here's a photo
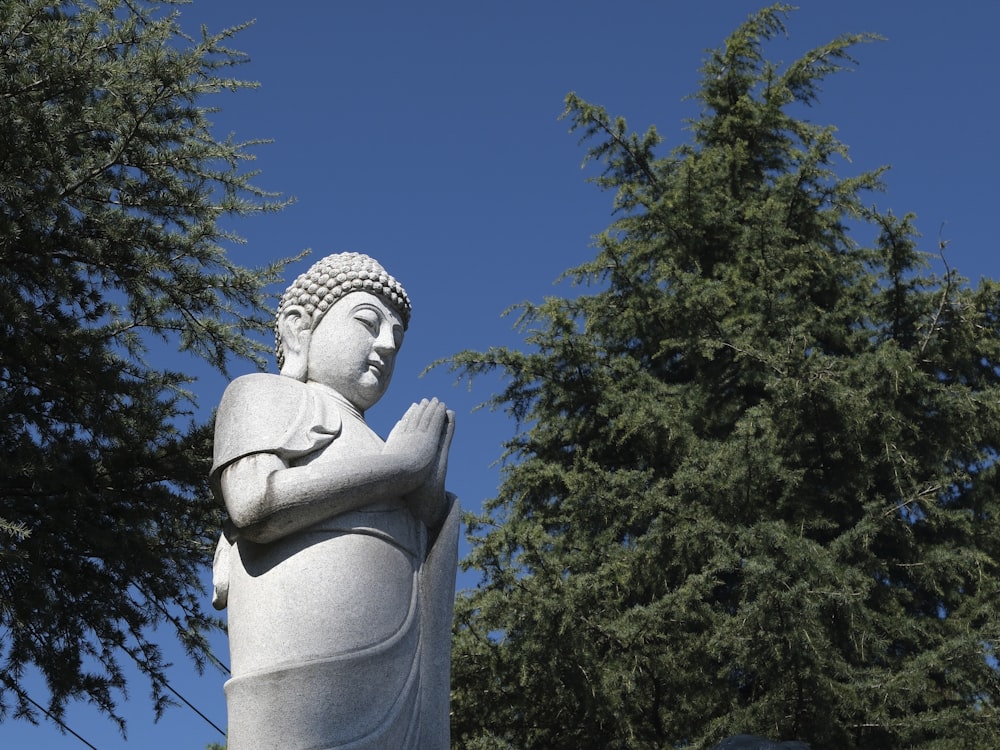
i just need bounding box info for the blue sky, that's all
[4,1,999,748]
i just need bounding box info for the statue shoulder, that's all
[211,374,341,494]
[218,372,306,413]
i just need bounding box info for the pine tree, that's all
[0,0,288,732]
[448,6,1000,748]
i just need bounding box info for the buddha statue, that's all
[211,252,458,749]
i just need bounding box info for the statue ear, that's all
[277,305,312,381]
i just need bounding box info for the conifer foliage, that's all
[0,0,286,731]
[449,6,1000,748]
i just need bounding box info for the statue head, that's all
[275,253,411,410]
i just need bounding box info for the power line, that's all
[121,589,229,733]
[155,674,226,738]
[4,671,227,748]
[0,676,100,750]
[2,594,230,745]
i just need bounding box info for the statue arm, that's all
[222,398,449,544]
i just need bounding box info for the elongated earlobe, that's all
[277,305,312,381]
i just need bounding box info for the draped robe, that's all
[211,374,458,750]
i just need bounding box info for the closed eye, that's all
[354,312,380,334]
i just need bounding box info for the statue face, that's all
[306,291,405,412]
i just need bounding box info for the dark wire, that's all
[156,674,227,737]
[0,677,100,750]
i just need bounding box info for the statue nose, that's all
[374,331,398,355]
